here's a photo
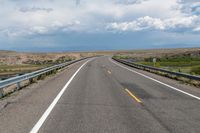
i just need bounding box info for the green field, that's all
[139,56,200,75]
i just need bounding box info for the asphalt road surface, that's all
[0,56,200,133]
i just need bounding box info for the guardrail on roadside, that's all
[0,57,92,97]
[112,58,200,81]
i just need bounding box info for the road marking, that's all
[107,70,111,74]
[30,59,91,133]
[125,88,142,103]
[109,58,200,101]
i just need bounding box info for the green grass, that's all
[138,61,200,75]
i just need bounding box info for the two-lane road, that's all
[1,56,200,133]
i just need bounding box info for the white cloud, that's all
[0,0,200,37]
[19,7,53,13]
[1,20,82,37]
[31,26,48,34]
[115,0,147,5]
[1,0,200,51]
[1,28,30,37]
[193,26,200,32]
[177,1,200,15]
[107,15,200,32]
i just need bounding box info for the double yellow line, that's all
[106,69,141,103]
[125,88,142,103]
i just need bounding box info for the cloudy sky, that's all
[0,0,200,52]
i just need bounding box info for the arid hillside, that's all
[113,48,200,61]
[0,48,199,65]
[0,51,106,78]
[0,51,102,65]
[0,48,199,78]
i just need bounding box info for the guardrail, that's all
[0,57,92,97]
[112,58,200,81]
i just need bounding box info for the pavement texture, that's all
[0,56,200,133]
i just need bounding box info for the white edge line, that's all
[30,59,91,133]
[109,58,200,101]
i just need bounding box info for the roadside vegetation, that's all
[113,52,200,87]
[113,55,200,76]
[139,56,200,76]
[0,64,49,78]
[113,55,130,59]
[0,55,76,79]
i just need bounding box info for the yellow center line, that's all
[125,88,142,103]
[107,70,111,74]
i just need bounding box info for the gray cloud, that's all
[1,0,200,37]
[19,7,53,13]
[191,3,200,15]
[76,0,80,5]
[177,0,200,15]
[1,0,200,51]
[115,0,147,5]
[179,0,199,3]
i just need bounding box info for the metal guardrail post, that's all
[29,78,33,84]
[16,74,20,90]
[0,88,3,98]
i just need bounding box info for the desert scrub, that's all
[113,55,130,59]
[0,64,49,75]
[191,66,200,75]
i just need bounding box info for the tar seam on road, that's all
[29,59,92,133]
[109,58,200,101]
[125,88,142,103]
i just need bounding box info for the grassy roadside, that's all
[139,57,200,76]
[113,55,200,87]
[0,64,50,78]
[113,55,200,76]
[0,64,62,98]
[0,56,76,78]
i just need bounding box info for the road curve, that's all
[1,56,200,133]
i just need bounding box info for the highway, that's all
[0,56,200,133]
